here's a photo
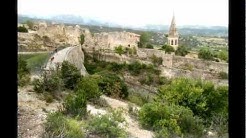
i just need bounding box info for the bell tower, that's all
[167,12,179,50]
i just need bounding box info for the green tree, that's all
[198,48,214,60]
[175,45,189,56]
[76,76,101,101]
[161,44,175,54]
[139,32,150,47]
[61,61,81,90]
[25,20,34,29]
[114,45,126,55]
[18,57,30,86]
[79,34,85,46]
[18,26,28,33]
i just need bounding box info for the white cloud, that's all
[18,0,228,26]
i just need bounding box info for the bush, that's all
[218,71,228,79]
[33,70,64,94]
[97,72,128,99]
[181,63,194,71]
[138,102,204,137]
[61,61,81,90]
[217,50,228,61]
[18,57,30,86]
[127,61,143,76]
[146,44,154,49]
[76,76,101,101]
[139,32,150,47]
[157,78,228,120]
[63,90,87,117]
[18,26,28,33]
[115,45,126,55]
[198,48,214,60]
[79,34,85,46]
[127,92,150,106]
[175,45,189,56]
[86,109,127,138]
[150,54,163,66]
[43,92,54,103]
[26,20,34,29]
[44,112,85,138]
[161,44,175,54]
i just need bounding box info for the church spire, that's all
[168,12,178,37]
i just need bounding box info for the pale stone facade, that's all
[167,14,179,50]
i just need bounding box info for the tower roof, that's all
[168,14,178,37]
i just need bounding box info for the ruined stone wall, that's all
[172,56,228,73]
[93,32,140,50]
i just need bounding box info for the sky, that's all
[18,0,228,27]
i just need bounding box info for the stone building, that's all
[167,13,179,50]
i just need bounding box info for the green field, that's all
[18,53,50,73]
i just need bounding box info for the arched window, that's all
[175,40,177,45]
[171,40,173,45]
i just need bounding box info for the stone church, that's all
[167,13,179,50]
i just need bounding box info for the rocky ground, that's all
[18,83,153,138]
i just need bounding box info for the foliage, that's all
[79,34,85,46]
[181,63,194,71]
[146,44,154,49]
[150,54,163,66]
[157,78,228,120]
[86,109,127,138]
[25,20,34,29]
[76,76,101,101]
[97,71,128,99]
[33,70,64,94]
[115,45,126,55]
[61,61,81,90]
[63,90,87,117]
[217,50,228,62]
[127,91,151,106]
[198,48,214,60]
[139,32,150,47]
[44,112,85,138]
[127,61,144,76]
[160,44,175,54]
[175,45,189,56]
[138,102,204,137]
[18,26,28,33]
[18,57,30,86]
[18,53,49,73]
[218,71,228,79]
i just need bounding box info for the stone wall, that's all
[65,46,88,76]
[93,31,140,50]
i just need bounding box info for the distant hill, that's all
[18,14,228,37]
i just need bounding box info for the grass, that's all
[18,53,50,72]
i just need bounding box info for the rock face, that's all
[45,45,87,76]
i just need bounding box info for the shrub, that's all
[26,20,34,29]
[63,90,87,117]
[115,45,126,55]
[198,48,214,60]
[61,61,81,90]
[217,50,228,61]
[218,71,228,79]
[181,63,194,71]
[127,92,150,106]
[86,109,127,138]
[127,61,143,76]
[146,44,154,49]
[150,54,163,66]
[139,32,150,47]
[97,72,128,99]
[157,78,228,120]
[43,92,54,103]
[79,34,85,46]
[161,44,175,54]
[107,62,126,72]
[175,45,189,56]
[89,97,110,109]
[18,26,28,33]
[44,112,85,138]
[138,102,204,137]
[18,57,30,86]
[33,70,64,94]
[76,76,101,101]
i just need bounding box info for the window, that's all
[171,40,173,45]
[175,40,177,45]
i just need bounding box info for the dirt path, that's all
[101,96,154,138]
